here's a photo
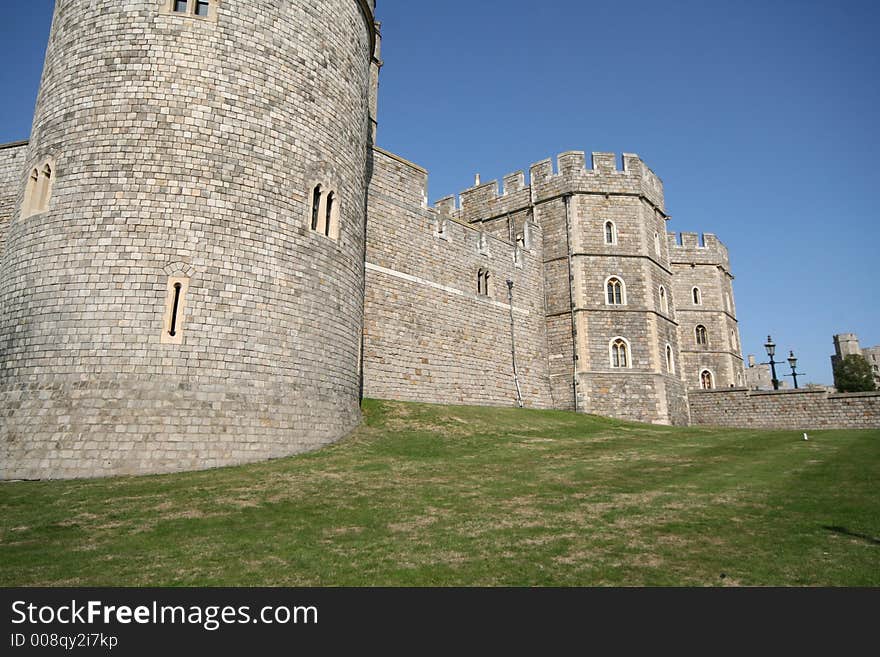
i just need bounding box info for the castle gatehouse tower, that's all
[0,0,378,479]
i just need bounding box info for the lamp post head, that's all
[788,351,797,370]
[765,335,776,358]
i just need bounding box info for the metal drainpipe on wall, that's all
[507,279,525,408]
[563,193,579,413]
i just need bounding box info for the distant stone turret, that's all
[668,231,744,390]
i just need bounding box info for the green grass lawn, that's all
[1,399,878,586]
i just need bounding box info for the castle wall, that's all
[669,232,744,390]
[689,388,880,430]
[1,0,377,479]
[0,141,28,261]
[362,147,553,409]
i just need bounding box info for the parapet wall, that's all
[436,151,665,225]
[667,232,730,269]
[689,388,880,430]
[364,147,553,408]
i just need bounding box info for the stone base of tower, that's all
[577,372,690,426]
[0,376,361,480]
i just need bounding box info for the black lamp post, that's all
[764,335,780,391]
[786,350,804,390]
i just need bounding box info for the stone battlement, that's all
[435,151,666,224]
[667,231,730,269]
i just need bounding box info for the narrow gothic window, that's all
[24,168,39,216]
[695,325,708,346]
[605,221,616,245]
[37,163,52,210]
[23,159,55,218]
[173,0,188,11]
[162,276,190,345]
[666,344,674,374]
[606,277,624,305]
[477,269,491,297]
[195,0,210,16]
[659,286,668,314]
[693,287,702,305]
[701,370,714,390]
[169,283,183,337]
[611,338,630,368]
[324,192,335,237]
[654,231,661,256]
[311,185,322,231]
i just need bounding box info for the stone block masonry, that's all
[2,0,758,480]
[363,148,554,409]
[1,0,377,479]
[689,388,880,430]
[0,141,28,261]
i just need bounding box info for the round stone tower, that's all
[0,0,377,479]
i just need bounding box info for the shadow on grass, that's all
[823,526,880,546]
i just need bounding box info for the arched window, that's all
[610,337,631,369]
[310,185,322,231]
[604,221,617,245]
[22,159,55,218]
[477,269,491,297]
[695,325,708,346]
[308,182,340,240]
[654,231,661,256]
[161,275,190,345]
[666,344,675,374]
[605,276,625,305]
[692,287,702,305]
[700,370,714,390]
[37,163,52,209]
[324,192,335,237]
[659,286,668,314]
[23,168,39,217]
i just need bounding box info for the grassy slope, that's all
[1,399,878,586]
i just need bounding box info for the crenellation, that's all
[558,151,586,176]
[434,194,456,216]
[529,158,555,184]
[502,170,526,195]
[590,152,619,173]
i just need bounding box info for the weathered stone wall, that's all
[1,0,377,480]
[689,388,880,430]
[669,232,744,389]
[363,147,553,408]
[0,141,28,261]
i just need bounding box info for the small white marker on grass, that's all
[803,433,809,441]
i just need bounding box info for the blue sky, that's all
[2,0,878,385]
